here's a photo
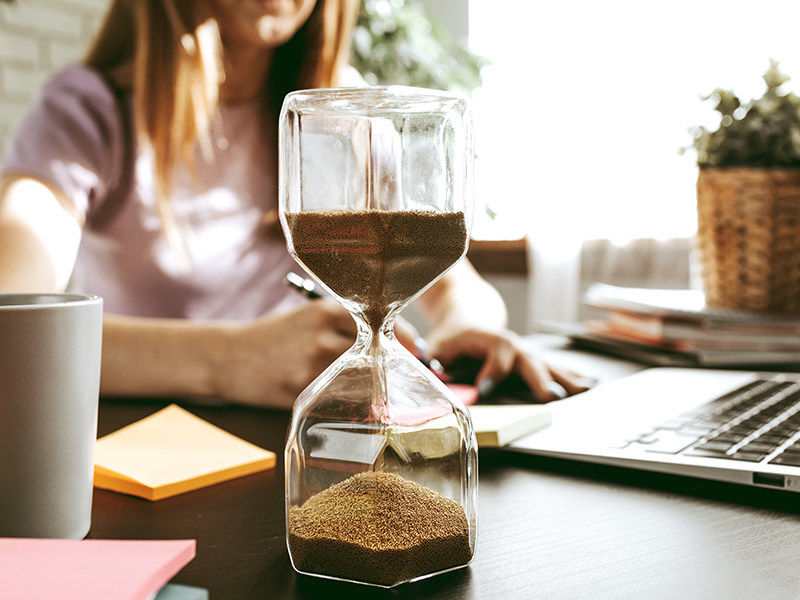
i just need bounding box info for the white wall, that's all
[484,274,527,334]
[0,0,108,152]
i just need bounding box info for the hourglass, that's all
[279,87,477,588]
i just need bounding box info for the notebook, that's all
[507,367,800,492]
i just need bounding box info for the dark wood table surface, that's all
[88,338,800,600]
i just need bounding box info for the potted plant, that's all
[685,60,800,314]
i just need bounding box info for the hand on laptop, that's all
[427,327,594,403]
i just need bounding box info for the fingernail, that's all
[428,357,446,375]
[413,337,446,376]
[577,376,598,389]
[545,381,568,400]
[477,378,497,400]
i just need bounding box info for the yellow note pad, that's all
[468,404,552,447]
[94,404,276,501]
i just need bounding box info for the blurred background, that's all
[2,0,800,333]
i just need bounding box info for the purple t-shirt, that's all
[1,64,307,320]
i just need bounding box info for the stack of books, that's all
[570,283,800,368]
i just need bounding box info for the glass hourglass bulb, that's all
[279,86,477,588]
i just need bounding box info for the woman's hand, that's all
[214,299,357,409]
[427,326,593,403]
[414,260,592,403]
[99,300,431,412]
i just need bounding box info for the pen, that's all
[283,273,446,376]
[284,272,322,299]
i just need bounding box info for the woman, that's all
[0,0,588,408]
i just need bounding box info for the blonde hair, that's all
[83,0,358,252]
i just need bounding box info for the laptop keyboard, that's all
[621,379,800,466]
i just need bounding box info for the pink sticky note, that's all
[0,538,196,600]
[447,383,479,406]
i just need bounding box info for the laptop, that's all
[506,367,800,492]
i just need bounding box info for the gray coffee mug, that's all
[0,293,103,538]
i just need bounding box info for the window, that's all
[468,0,800,242]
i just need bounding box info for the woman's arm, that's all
[417,259,509,333]
[100,301,355,409]
[0,175,83,292]
[0,173,356,410]
[418,259,591,402]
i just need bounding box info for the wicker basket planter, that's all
[696,167,800,314]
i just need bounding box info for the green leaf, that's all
[763,58,790,93]
[686,60,800,168]
[350,0,490,96]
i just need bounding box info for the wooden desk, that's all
[89,338,800,599]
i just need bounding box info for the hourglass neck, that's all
[356,311,400,354]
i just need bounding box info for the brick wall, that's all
[0,0,108,152]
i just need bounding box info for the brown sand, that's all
[285,210,467,331]
[288,471,472,586]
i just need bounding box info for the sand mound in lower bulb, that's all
[288,471,472,586]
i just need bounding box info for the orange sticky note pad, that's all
[0,538,195,600]
[94,404,276,500]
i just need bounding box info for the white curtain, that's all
[529,236,697,331]
[527,220,583,328]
